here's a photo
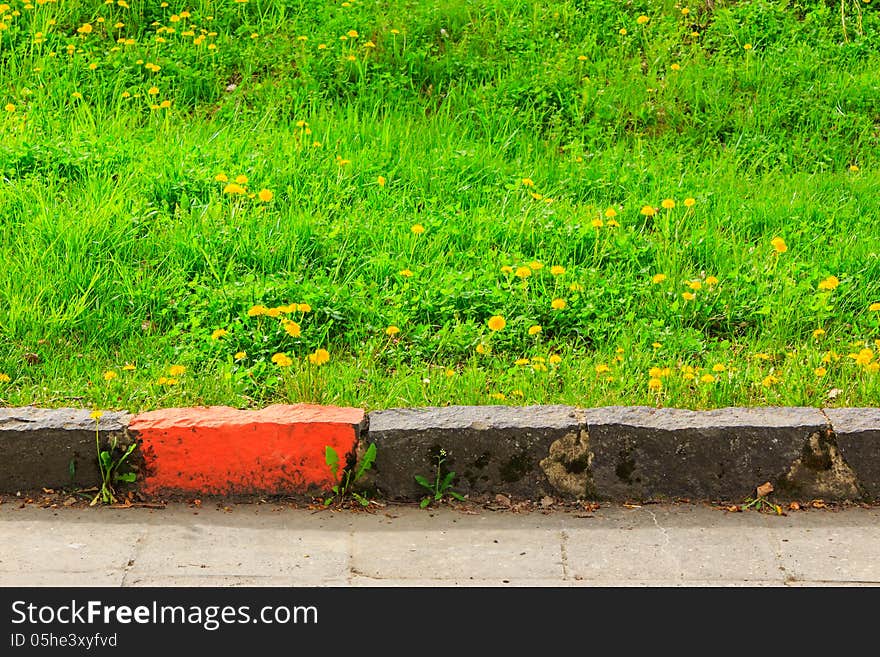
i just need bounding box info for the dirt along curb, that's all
[1,404,878,502]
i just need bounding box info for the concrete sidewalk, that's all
[2,502,879,587]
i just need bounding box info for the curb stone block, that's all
[129,404,364,495]
[366,405,587,499]
[824,408,880,501]
[587,407,829,501]
[0,407,131,491]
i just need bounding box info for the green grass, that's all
[1,0,879,411]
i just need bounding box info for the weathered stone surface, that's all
[367,406,586,499]
[0,407,131,491]
[587,407,828,501]
[824,408,880,500]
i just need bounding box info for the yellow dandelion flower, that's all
[595,364,610,374]
[501,266,514,274]
[670,63,681,71]
[648,377,663,391]
[515,358,531,366]
[308,348,330,365]
[712,363,725,372]
[258,189,274,202]
[215,173,228,182]
[411,224,426,234]
[636,15,650,25]
[529,261,543,271]
[743,43,752,50]
[476,343,490,355]
[683,198,696,207]
[661,198,675,209]
[90,410,103,420]
[77,23,93,34]
[528,325,542,335]
[103,370,118,381]
[591,218,604,229]
[813,328,826,338]
[283,321,301,338]
[271,353,293,368]
[762,374,779,387]
[515,266,532,279]
[148,86,159,95]
[682,292,696,301]
[652,273,667,284]
[168,365,186,376]
[377,175,386,187]
[211,329,229,340]
[604,207,618,218]
[851,349,874,366]
[122,364,135,371]
[385,325,400,336]
[487,315,506,331]
[550,265,566,276]
[551,298,567,310]
[224,183,246,195]
[521,177,535,187]
[4,103,15,112]
[247,304,267,317]
[297,303,312,313]
[771,237,787,253]
[814,367,827,377]
[640,205,656,216]
[870,303,880,312]
[705,276,719,286]
[687,280,702,291]
[399,268,413,277]
[548,354,562,365]
[818,275,839,291]
[700,374,716,384]
[234,351,247,360]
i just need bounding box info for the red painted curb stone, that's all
[129,404,364,495]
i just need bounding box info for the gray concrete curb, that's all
[0,407,132,492]
[2,405,879,502]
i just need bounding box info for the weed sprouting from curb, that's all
[415,448,466,508]
[323,442,377,507]
[89,411,137,506]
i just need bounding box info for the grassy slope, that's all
[1,0,879,410]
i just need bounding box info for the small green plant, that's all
[738,481,783,515]
[89,411,137,506]
[415,449,466,508]
[323,442,377,507]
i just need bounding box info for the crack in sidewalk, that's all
[120,527,148,587]
[560,530,569,581]
[643,508,682,576]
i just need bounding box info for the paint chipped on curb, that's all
[129,404,364,495]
